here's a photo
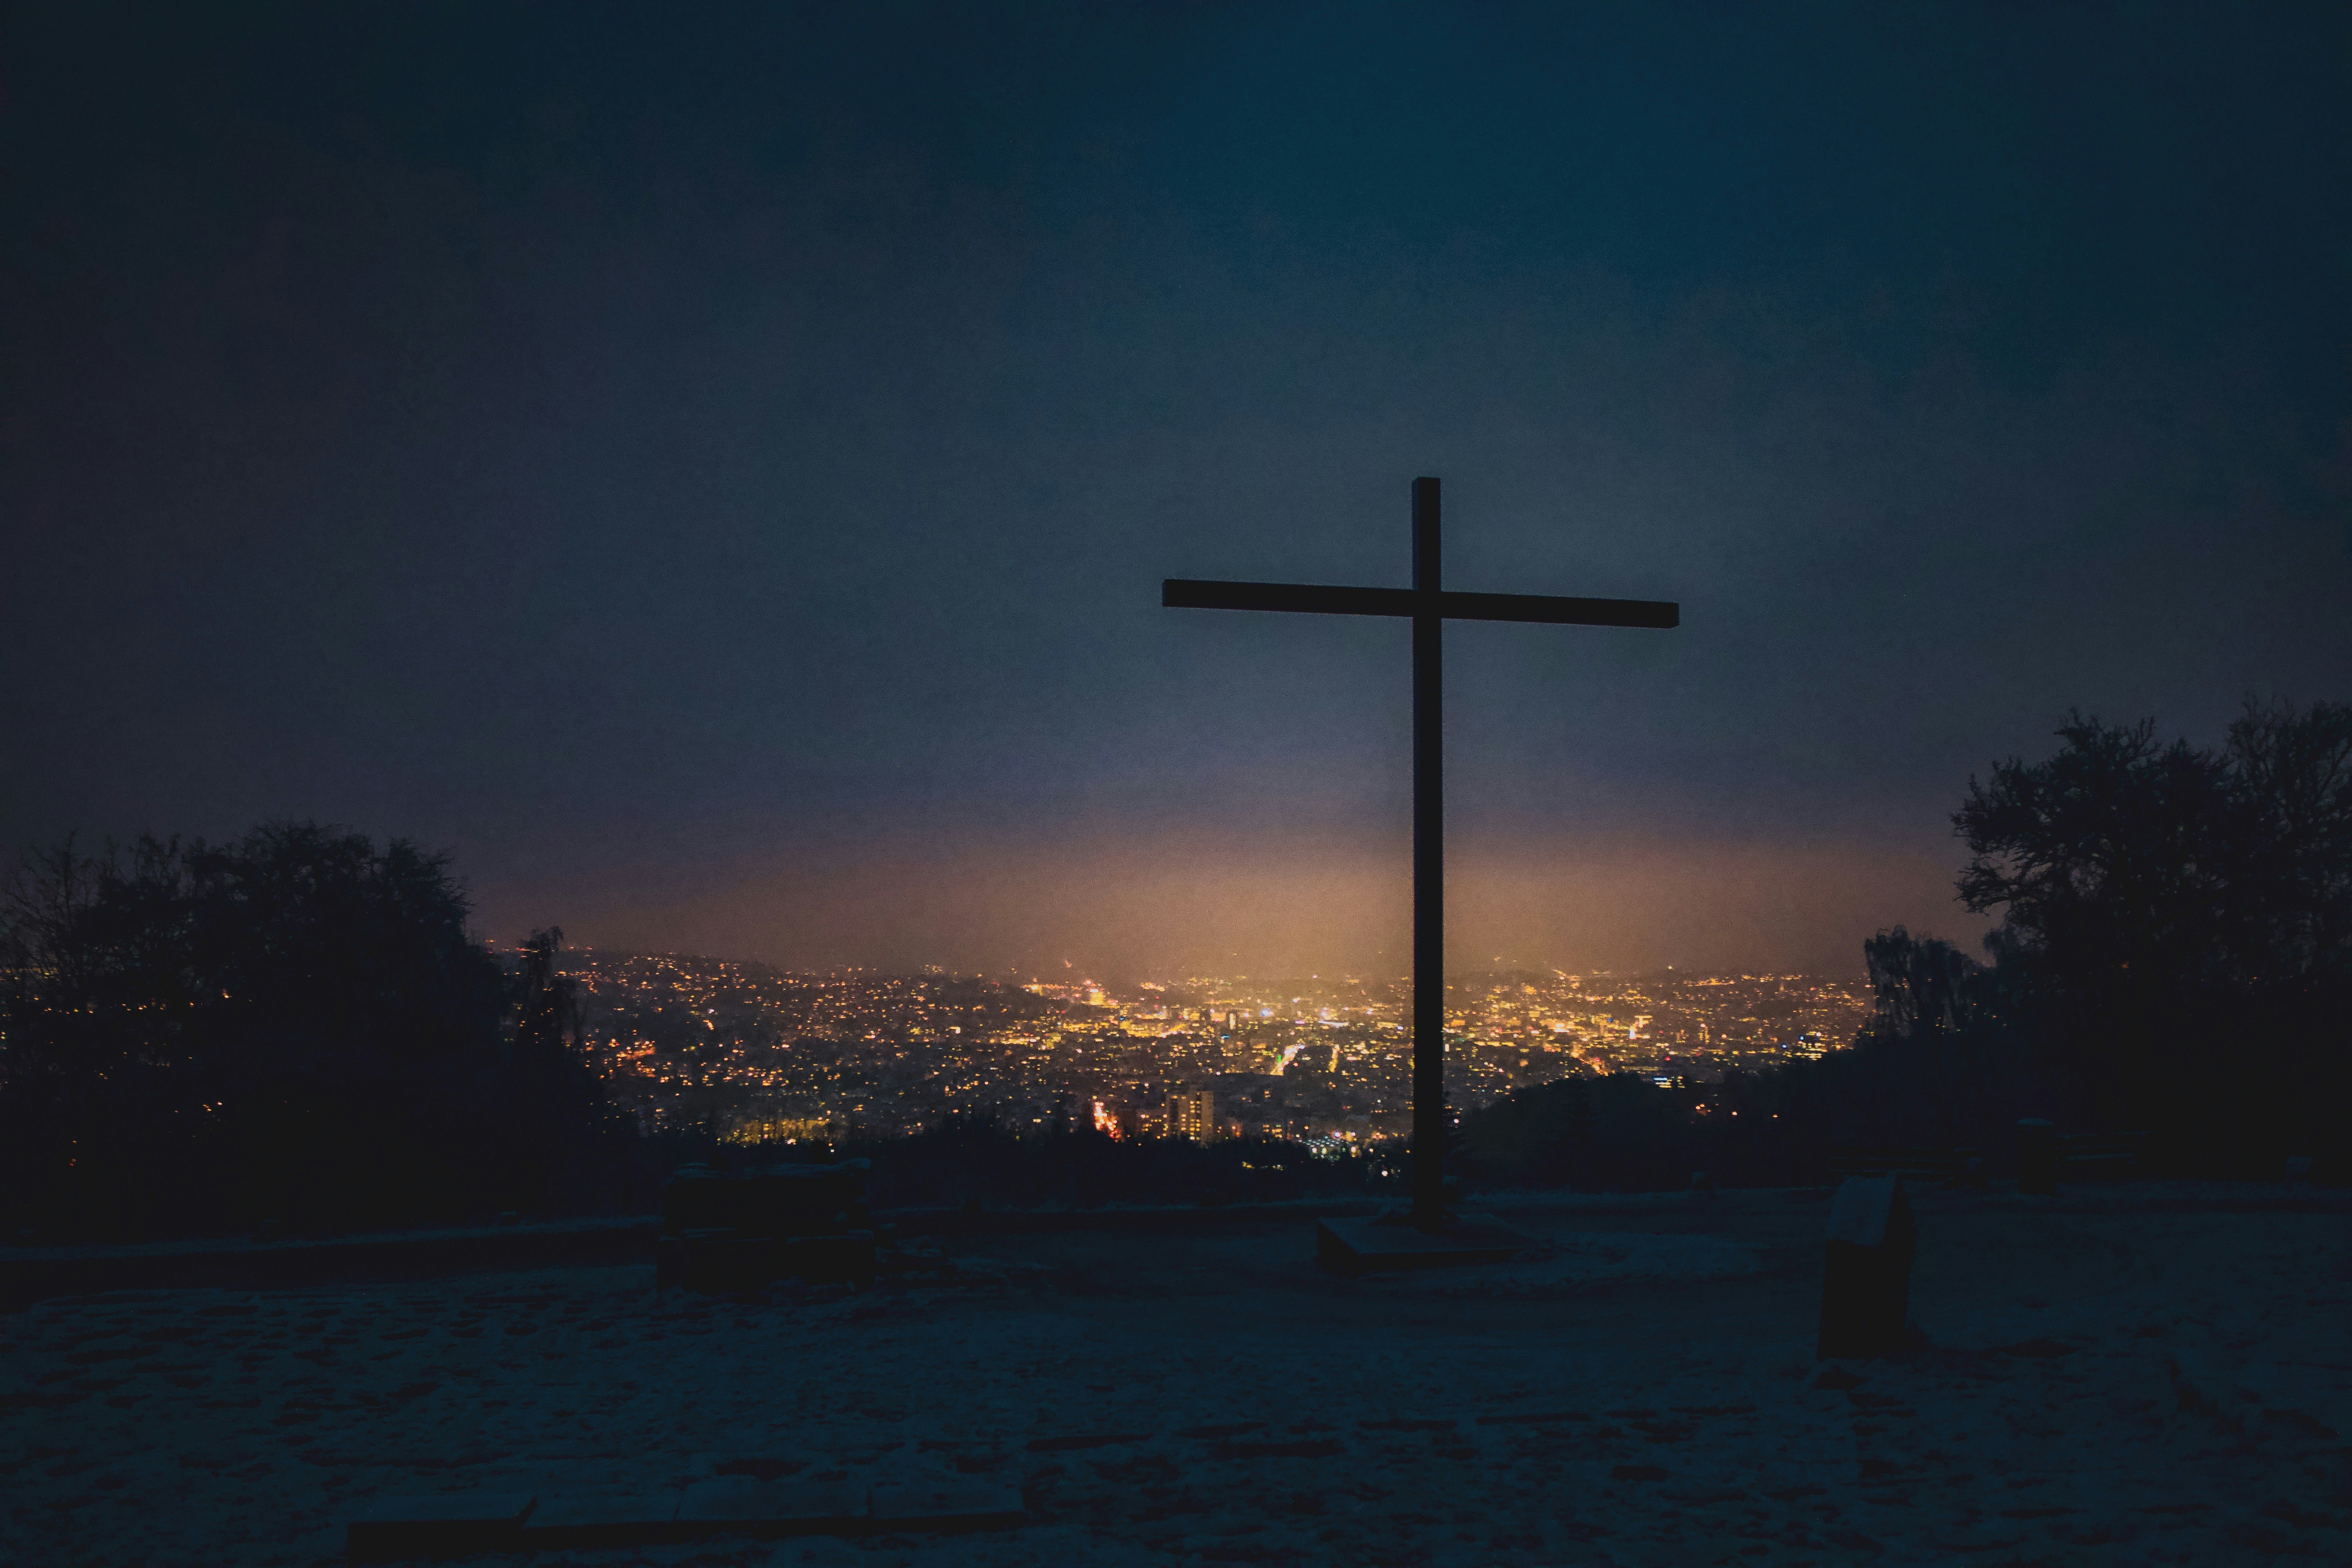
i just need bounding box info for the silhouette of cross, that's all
[1164,477,1679,1232]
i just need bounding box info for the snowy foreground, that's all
[4,1184,2349,1566]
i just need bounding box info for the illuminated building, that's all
[1172,1086,1218,1142]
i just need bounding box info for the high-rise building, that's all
[1172,1086,1218,1142]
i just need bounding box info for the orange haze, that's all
[488,824,1981,982]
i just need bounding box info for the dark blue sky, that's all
[6,2,2348,977]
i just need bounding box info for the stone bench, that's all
[2059,1130,2155,1171]
[2017,1122,2156,1194]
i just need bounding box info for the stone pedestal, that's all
[353,1478,1027,1554]
[1315,1212,1530,1277]
[347,1494,535,1562]
[677,1478,868,1539]
[519,1494,682,1550]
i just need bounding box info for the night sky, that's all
[6,3,2348,980]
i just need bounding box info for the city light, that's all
[561,951,1874,1143]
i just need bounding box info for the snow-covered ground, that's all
[4,1183,2348,1566]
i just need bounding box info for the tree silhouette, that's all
[1860,927,1979,1045]
[1856,927,1982,1144]
[1955,699,2352,1148]
[505,925,622,1211]
[0,823,610,1238]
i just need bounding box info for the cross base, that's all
[1315,1212,1532,1277]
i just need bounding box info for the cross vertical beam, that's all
[1410,478,1446,1229]
[1161,477,1676,1243]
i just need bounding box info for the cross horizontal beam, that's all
[1162,577,1678,630]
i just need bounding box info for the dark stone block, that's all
[677,1231,777,1293]
[2016,1119,2058,1196]
[782,1231,877,1287]
[659,1160,877,1290]
[1817,1174,1916,1359]
[346,1493,535,1562]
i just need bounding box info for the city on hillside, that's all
[565,952,1875,1151]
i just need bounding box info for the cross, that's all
[1164,477,1679,1233]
